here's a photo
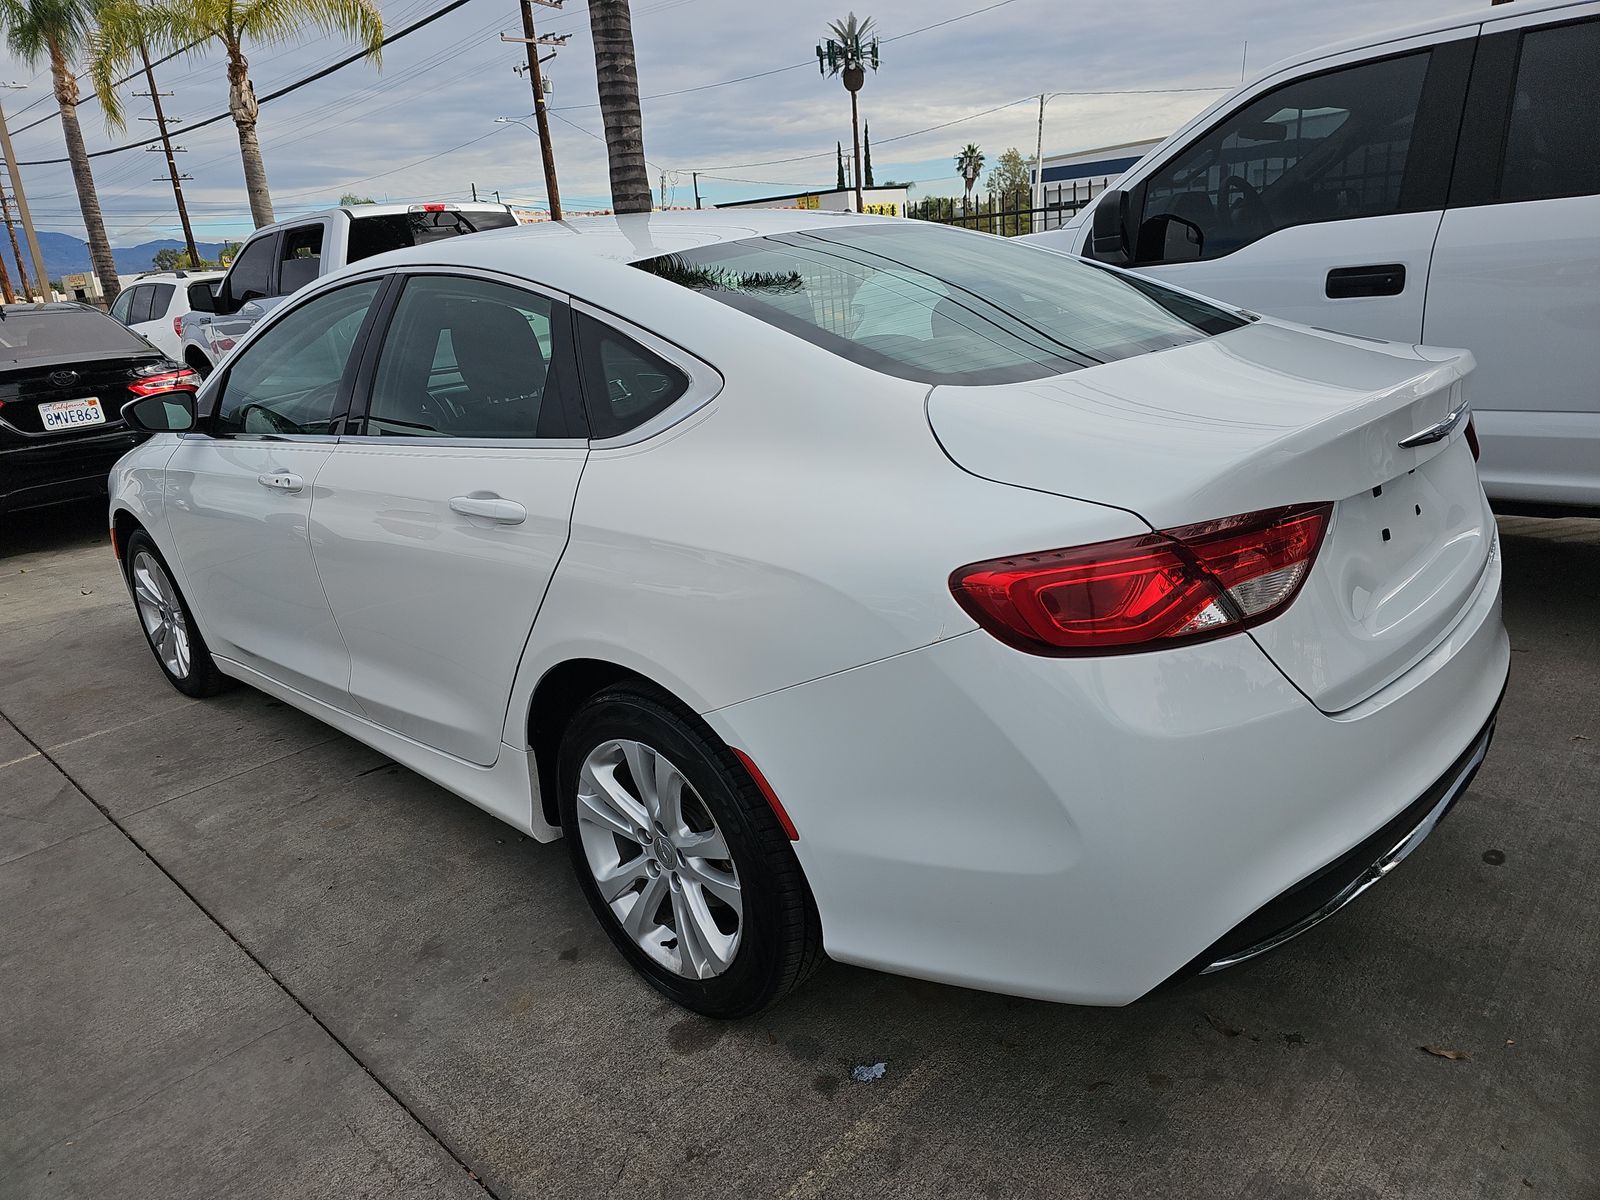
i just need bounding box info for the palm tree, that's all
[588,1,652,215]
[1,0,123,301]
[818,13,878,212]
[955,143,984,214]
[138,0,382,228]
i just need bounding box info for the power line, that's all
[9,40,209,134]
[15,0,480,166]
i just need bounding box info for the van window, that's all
[1132,52,1431,263]
[1500,19,1600,203]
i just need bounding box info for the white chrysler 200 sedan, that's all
[108,211,1509,1017]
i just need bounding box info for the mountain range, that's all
[1,232,233,285]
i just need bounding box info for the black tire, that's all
[124,530,232,698]
[558,682,823,1017]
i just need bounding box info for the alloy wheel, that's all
[130,549,192,680]
[575,738,743,980]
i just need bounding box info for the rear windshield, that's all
[347,210,518,265]
[0,307,152,363]
[633,222,1246,385]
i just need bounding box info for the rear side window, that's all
[574,313,688,438]
[634,223,1242,386]
[128,286,155,325]
[1133,52,1430,263]
[278,225,324,294]
[346,210,518,265]
[148,283,175,318]
[1500,19,1600,203]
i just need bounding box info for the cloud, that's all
[0,0,1473,243]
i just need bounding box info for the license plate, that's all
[38,396,106,432]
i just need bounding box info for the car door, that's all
[1424,5,1600,508]
[309,271,589,766]
[1088,30,1475,342]
[162,278,385,704]
[131,282,177,355]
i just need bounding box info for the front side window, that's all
[1500,19,1600,203]
[278,224,325,294]
[634,222,1243,386]
[225,236,276,307]
[363,275,571,439]
[1132,52,1430,263]
[214,281,380,437]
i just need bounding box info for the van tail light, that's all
[950,502,1332,656]
[173,315,184,337]
[1465,415,1480,461]
[128,367,200,396]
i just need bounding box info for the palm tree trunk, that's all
[849,89,863,212]
[587,0,652,214]
[226,42,274,227]
[51,44,119,303]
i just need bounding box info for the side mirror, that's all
[121,389,197,434]
[187,279,216,313]
[1090,189,1131,264]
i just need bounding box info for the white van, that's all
[1028,0,1600,513]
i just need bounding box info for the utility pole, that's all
[501,1,566,221]
[137,44,199,266]
[0,186,31,300]
[0,88,49,300]
[692,171,701,209]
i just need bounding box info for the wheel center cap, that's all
[654,837,678,870]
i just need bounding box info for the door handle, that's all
[449,494,527,525]
[257,471,304,493]
[1326,263,1406,298]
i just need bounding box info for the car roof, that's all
[250,201,515,236]
[1258,0,1587,76]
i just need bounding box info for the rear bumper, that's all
[705,536,1508,1005]
[0,429,145,514]
[1180,695,1498,981]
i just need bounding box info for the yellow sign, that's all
[862,203,899,216]
[796,194,820,210]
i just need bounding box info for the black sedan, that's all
[0,302,197,516]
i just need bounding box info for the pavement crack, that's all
[0,706,499,1200]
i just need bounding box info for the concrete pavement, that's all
[2,501,1596,1199]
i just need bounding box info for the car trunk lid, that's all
[0,352,163,438]
[926,320,1494,713]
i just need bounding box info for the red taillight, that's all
[128,368,199,396]
[173,315,183,337]
[950,502,1331,656]
[1465,415,1481,461]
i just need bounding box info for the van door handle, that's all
[449,494,527,525]
[1326,263,1406,298]
[257,471,304,493]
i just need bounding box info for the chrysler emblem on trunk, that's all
[48,369,79,388]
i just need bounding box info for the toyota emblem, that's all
[48,369,79,388]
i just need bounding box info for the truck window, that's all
[278,224,324,293]
[1500,19,1600,203]
[346,210,517,264]
[1132,51,1430,263]
[226,236,276,307]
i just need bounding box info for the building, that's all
[1032,138,1165,229]
[715,185,911,218]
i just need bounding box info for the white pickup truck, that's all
[180,201,519,378]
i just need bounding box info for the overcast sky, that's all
[0,0,1479,245]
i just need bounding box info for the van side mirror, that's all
[1090,189,1131,265]
[187,279,216,313]
[121,389,196,433]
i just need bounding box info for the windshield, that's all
[0,307,153,363]
[633,222,1245,385]
[347,210,518,264]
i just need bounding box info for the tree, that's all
[136,0,383,228]
[955,143,984,213]
[818,13,879,212]
[588,1,652,214]
[987,147,1033,235]
[152,247,187,270]
[339,193,375,205]
[218,240,241,264]
[836,142,846,191]
[863,122,873,187]
[1,0,123,300]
